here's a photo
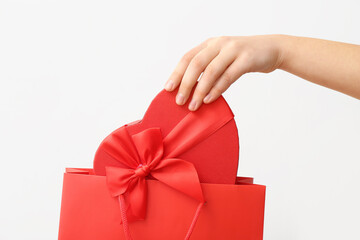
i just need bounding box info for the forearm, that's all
[277,34,360,99]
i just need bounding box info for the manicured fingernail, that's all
[188,99,198,111]
[203,94,212,103]
[176,93,185,105]
[164,81,174,91]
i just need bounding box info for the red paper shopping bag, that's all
[58,88,266,240]
[59,169,265,240]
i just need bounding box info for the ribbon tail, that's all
[125,177,148,221]
[151,158,204,203]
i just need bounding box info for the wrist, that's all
[272,34,296,71]
[267,34,291,71]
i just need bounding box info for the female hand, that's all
[164,35,284,111]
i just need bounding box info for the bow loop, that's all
[106,166,136,197]
[132,128,164,168]
[151,158,204,202]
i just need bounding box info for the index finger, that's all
[164,42,207,92]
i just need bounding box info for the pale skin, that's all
[164,34,360,111]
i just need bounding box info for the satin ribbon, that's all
[101,98,234,238]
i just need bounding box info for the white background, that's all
[1,0,359,239]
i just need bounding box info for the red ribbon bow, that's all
[105,127,204,221]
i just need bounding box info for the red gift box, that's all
[58,89,266,240]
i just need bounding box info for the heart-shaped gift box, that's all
[93,88,239,185]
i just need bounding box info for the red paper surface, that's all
[58,169,265,240]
